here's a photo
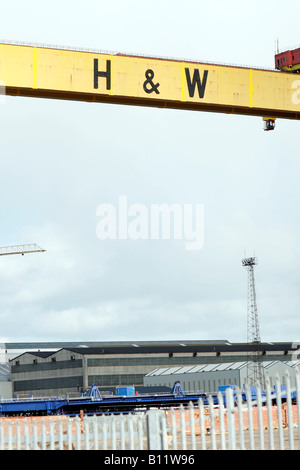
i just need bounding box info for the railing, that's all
[0,39,276,72]
[0,369,299,450]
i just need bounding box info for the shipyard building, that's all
[1,340,298,398]
[144,360,300,393]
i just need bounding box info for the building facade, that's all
[0,362,11,399]
[8,340,297,397]
[143,360,300,393]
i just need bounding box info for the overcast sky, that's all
[0,0,299,344]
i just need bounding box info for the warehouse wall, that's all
[0,381,12,399]
[144,369,241,393]
[10,350,84,397]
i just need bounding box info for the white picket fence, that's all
[164,371,300,451]
[0,412,148,450]
[0,369,299,450]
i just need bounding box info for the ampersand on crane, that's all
[143,69,160,94]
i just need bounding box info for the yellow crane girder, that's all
[0,42,299,120]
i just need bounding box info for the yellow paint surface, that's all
[0,43,299,118]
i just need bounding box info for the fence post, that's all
[275,373,284,450]
[256,385,264,450]
[217,391,226,450]
[189,401,196,450]
[265,374,274,450]
[198,398,206,450]
[0,419,4,450]
[128,414,135,450]
[236,388,245,450]
[119,415,126,450]
[111,415,117,450]
[245,385,255,450]
[295,368,300,445]
[146,410,165,450]
[226,387,236,450]
[7,421,12,450]
[75,416,81,450]
[16,419,21,450]
[138,415,144,450]
[170,408,178,450]
[179,404,187,450]
[93,415,99,450]
[208,395,217,450]
[285,370,294,450]
[24,418,30,450]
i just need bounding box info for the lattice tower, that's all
[242,257,265,387]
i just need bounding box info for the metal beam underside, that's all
[6,86,300,120]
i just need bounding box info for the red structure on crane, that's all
[275,46,300,73]
[264,45,300,131]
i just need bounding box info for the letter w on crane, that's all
[185,68,208,98]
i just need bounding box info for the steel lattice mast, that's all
[242,257,265,387]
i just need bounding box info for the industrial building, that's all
[1,340,298,398]
[143,360,300,393]
[0,363,11,399]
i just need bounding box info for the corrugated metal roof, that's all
[3,340,230,349]
[186,364,207,374]
[146,360,299,378]
[146,362,251,377]
[222,362,247,370]
[173,366,195,374]
[211,362,235,371]
[284,360,300,368]
[261,361,278,369]
[2,341,295,356]
[4,340,297,364]
[161,367,182,375]
[147,368,169,376]
[200,364,220,372]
